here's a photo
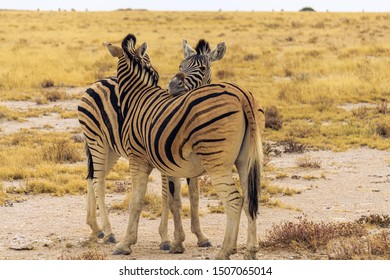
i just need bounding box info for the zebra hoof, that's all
[159,241,171,251]
[197,239,212,248]
[97,231,105,239]
[104,235,117,244]
[243,250,257,260]
[169,243,185,254]
[112,246,131,256]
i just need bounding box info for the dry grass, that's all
[296,155,321,168]
[261,215,390,259]
[0,11,389,205]
[0,10,390,151]
[260,216,367,252]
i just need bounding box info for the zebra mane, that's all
[195,39,211,55]
[120,34,159,86]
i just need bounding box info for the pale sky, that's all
[1,0,389,12]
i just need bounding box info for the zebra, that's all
[106,34,263,260]
[77,39,226,249]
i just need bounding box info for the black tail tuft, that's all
[248,159,260,219]
[86,144,94,180]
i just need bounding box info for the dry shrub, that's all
[198,176,217,196]
[282,138,306,153]
[327,231,390,260]
[59,248,107,260]
[260,217,367,252]
[358,214,390,228]
[351,106,370,119]
[265,106,282,130]
[111,191,162,218]
[215,69,235,80]
[377,100,388,114]
[287,122,319,139]
[44,89,67,102]
[375,121,390,138]
[42,138,83,163]
[296,155,321,168]
[243,53,259,61]
[40,79,54,88]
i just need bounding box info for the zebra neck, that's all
[117,57,158,99]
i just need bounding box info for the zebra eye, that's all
[199,66,206,72]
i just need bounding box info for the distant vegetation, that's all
[300,7,316,12]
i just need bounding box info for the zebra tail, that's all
[242,94,264,219]
[85,144,94,180]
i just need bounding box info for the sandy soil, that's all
[1,147,389,260]
[0,96,389,260]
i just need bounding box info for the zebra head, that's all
[105,34,159,87]
[168,39,226,96]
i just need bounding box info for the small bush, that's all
[282,138,306,153]
[44,89,67,102]
[299,7,316,12]
[377,100,388,114]
[327,231,390,260]
[376,122,390,138]
[42,138,83,163]
[260,216,366,251]
[215,69,235,80]
[358,214,390,228]
[265,106,282,130]
[296,155,321,168]
[40,79,54,88]
[198,176,217,196]
[243,53,259,61]
[59,248,107,260]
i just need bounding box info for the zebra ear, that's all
[183,39,196,58]
[138,42,148,57]
[104,42,123,58]
[122,33,137,54]
[208,42,226,62]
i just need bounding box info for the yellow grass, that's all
[1,10,389,150]
[0,10,389,198]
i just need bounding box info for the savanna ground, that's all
[0,10,390,260]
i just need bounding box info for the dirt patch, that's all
[1,147,389,260]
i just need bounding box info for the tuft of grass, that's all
[42,138,83,163]
[215,69,235,80]
[375,121,390,138]
[198,176,217,197]
[43,89,67,102]
[260,216,367,252]
[265,106,283,130]
[208,201,224,214]
[327,231,390,260]
[296,155,321,168]
[357,214,390,228]
[282,138,306,153]
[112,190,162,219]
[59,248,107,260]
[40,79,54,88]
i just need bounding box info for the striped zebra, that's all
[106,34,263,260]
[77,39,226,249]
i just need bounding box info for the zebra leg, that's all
[167,177,186,254]
[86,179,103,239]
[95,150,119,244]
[187,177,212,247]
[86,146,119,243]
[235,129,260,260]
[210,173,243,260]
[236,164,258,260]
[113,163,151,255]
[158,174,171,250]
